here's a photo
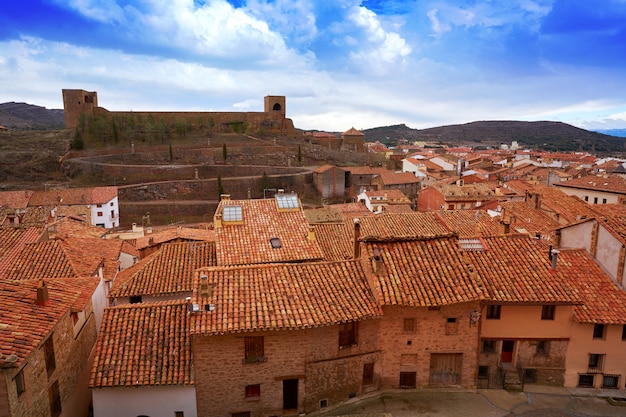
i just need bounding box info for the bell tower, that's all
[264,96,286,119]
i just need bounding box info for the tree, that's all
[112,118,119,144]
[297,145,302,163]
[71,130,84,150]
[217,174,224,198]
[260,171,270,193]
[222,143,228,161]
[169,144,173,161]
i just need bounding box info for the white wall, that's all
[91,196,119,228]
[92,276,109,332]
[92,386,197,417]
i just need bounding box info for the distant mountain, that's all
[363,121,626,154]
[0,102,65,130]
[593,129,626,138]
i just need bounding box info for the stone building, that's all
[61,89,296,136]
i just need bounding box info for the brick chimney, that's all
[36,280,49,305]
[353,218,361,259]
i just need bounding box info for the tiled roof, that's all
[376,171,421,186]
[134,226,215,250]
[555,174,626,194]
[47,216,108,239]
[313,164,344,173]
[312,222,354,261]
[0,279,83,366]
[109,241,217,298]
[363,238,483,307]
[28,186,118,207]
[499,201,561,238]
[327,202,373,220]
[90,301,192,387]
[434,182,500,202]
[436,210,503,237]
[191,260,382,335]
[303,207,346,224]
[215,198,324,266]
[590,203,626,218]
[463,236,581,304]
[0,227,43,279]
[358,212,454,241]
[342,127,364,136]
[557,249,626,324]
[363,189,411,202]
[0,190,34,209]
[3,237,105,280]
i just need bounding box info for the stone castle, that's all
[62,89,296,136]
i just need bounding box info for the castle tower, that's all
[264,96,286,119]
[62,89,98,129]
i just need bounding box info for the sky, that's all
[1,0,626,132]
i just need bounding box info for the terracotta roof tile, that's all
[436,210,503,237]
[313,222,354,261]
[90,301,192,387]
[499,201,561,238]
[0,279,83,366]
[190,261,382,335]
[109,241,217,298]
[558,249,626,324]
[134,226,215,250]
[556,174,626,194]
[215,198,323,266]
[0,227,44,279]
[0,190,34,209]
[463,236,581,304]
[358,212,454,241]
[363,238,483,307]
[28,186,118,207]
[47,216,108,239]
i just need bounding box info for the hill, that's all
[0,102,65,130]
[364,121,626,154]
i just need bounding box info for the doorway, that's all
[501,340,514,364]
[283,379,298,410]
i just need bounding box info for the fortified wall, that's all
[62,89,296,136]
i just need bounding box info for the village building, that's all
[554,174,626,205]
[312,165,347,199]
[357,189,412,213]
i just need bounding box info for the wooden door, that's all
[429,353,462,386]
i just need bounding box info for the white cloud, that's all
[55,0,127,24]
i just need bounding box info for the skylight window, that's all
[459,238,486,252]
[223,205,242,222]
[275,193,299,210]
[270,237,281,249]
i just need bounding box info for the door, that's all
[429,353,462,386]
[283,379,298,410]
[501,340,514,363]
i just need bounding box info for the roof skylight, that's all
[223,205,242,222]
[275,193,299,210]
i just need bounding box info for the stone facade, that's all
[62,89,296,136]
[376,304,480,389]
[193,319,380,417]
[0,307,97,417]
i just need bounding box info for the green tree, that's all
[112,118,119,144]
[71,130,84,150]
[260,172,270,194]
[217,174,224,198]
[222,143,228,161]
[169,143,173,161]
[297,145,302,163]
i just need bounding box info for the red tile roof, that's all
[28,186,118,207]
[463,236,581,304]
[436,210,503,237]
[191,261,382,335]
[558,249,626,324]
[555,174,626,194]
[358,212,454,241]
[90,301,192,387]
[0,190,34,209]
[363,238,483,307]
[215,198,323,266]
[0,227,43,279]
[110,241,216,298]
[376,171,421,186]
[0,279,84,366]
[312,222,354,261]
[134,226,215,250]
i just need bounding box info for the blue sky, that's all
[1,0,626,132]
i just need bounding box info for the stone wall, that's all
[193,319,380,417]
[376,304,480,389]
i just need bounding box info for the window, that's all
[584,196,589,202]
[486,305,501,320]
[524,368,537,383]
[399,372,416,389]
[223,206,243,222]
[245,384,260,398]
[319,399,328,408]
[111,210,115,218]
[96,204,102,208]
[478,366,489,379]
[593,323,605,339]
[15,369,25,396]
[232,413,251,417]
[541,305,555,320]
[445,317,458,335]
[602,375,619,389]
[593,197,598,204]
[362,363,374,386]
[243,337,265,363]
[602,198,607,204]
[110,202,114,206]
[623,325,626,341]
[588,353,605,372]
[339,322,357,348]
[482,340,497,354]
[48,380,62,417]
[44,336,56,377]
[536,340,550,355]
[403,318,416,333]
[578,374,594,388]
[175,413,184,417]
[269,237,281,249]
[130,295,142,304]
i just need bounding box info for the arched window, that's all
[272,103,281,111]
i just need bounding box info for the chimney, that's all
[372,247,386,275]
[220,194,230,201]
[36,280,49,305]
[548,244,553,261]
[551,249,560,270]
[307,225,316,242]
[353,218,361,259]
[214,213,222,229]
[500,220,510,235]
[200,274,210,297]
